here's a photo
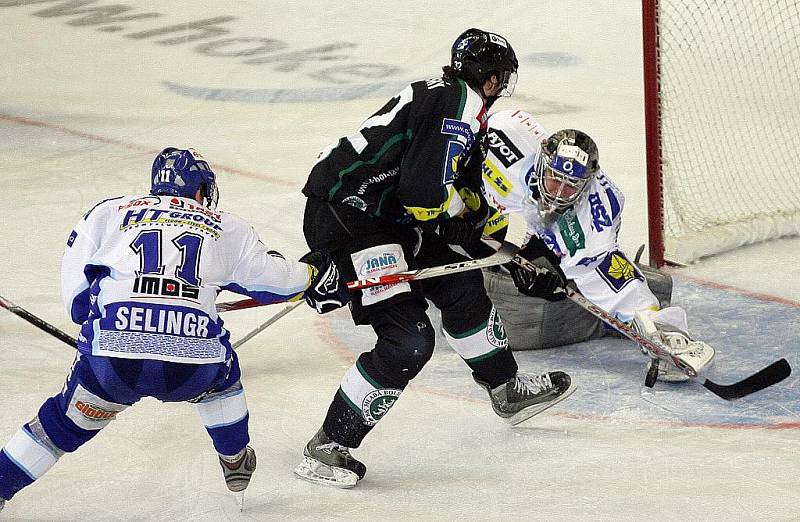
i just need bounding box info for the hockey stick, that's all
[345,240,520,291]
[215,240,522,311]
[232,300,303,349]
[0,294,77,348]
[558,280,791,400]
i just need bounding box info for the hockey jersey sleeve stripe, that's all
[455,78,467,119]
[327,129,413,200]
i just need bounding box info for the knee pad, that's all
[369,304,435,384]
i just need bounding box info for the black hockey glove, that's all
[437,190,490,248]
[300,251,350,314]
[507,237,567,301]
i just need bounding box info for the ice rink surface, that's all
[0,1,798,520]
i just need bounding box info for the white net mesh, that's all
[655,0,800,263]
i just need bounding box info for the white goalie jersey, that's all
[62,195,313,364]
[481,110,659,322]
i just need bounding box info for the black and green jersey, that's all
[302,77,488,224]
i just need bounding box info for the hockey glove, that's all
[507,237,567,301]
[300,251,350,314]
[437,189,490,248]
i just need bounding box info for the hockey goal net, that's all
[643,0,800,266]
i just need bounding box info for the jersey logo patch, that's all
[588,192,613,231]
[482,158,513,197]
[557,209,585,256]
[596,251,644,292]
[441,119,476,184]
[487,128,523,167]
[67,230,78,247]
[441,118,473,140]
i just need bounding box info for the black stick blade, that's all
[702,358,792,401]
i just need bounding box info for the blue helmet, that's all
[150,147,219,209]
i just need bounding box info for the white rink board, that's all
[0,1,798,520]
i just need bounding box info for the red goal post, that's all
[642,0,800,267]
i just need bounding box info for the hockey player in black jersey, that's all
[295,28,576,488]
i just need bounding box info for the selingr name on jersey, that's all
[110,304,211,338]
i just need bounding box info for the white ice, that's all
[0,1,798,520]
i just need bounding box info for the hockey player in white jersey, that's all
[480,110,715,381]
[0,148,348,512]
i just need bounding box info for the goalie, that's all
[478,109,715,381]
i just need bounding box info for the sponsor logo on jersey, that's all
[441,119,473,140]
[74,400,119,421]
[558,209,585,256]
[588,192,613,231]
[541,231,564,258]
[65,384,127,430]
[117,196,160,211]
[486,307,508,349]
[596,251,644,292]
[356,167,399,196]
[363,252,399,272]
[133,275,200,300]
[120,207,223,238]
[487,128,523,168]
[67,230,78,247]
[167,198,222,221]
[442,140,464,184]
[484,211,509,236]
[362,388,402,425]
[482,158,513,196]
[342,195,368,211]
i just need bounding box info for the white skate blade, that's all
[236,491,244,512]
[507,381,577,426]
[293,456,359,489]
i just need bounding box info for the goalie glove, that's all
[300,251,350,314]
[507,237,567,301]
[632,308,715,382]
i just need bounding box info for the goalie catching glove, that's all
[631,307,716,382]
[300,251,350,314]
[508,237,567,301]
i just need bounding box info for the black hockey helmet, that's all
[451,28,518,97]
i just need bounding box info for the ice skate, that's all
[475,371,575,425]
[294,428,366,489]
[219,445,257,493]
[0,498,5,512]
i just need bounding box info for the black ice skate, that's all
[219,445,257,493]
[293,428,366,489]
[474,371,576,425]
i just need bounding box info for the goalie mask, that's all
[451,28,518,99]
[150,147,219,209]
[532,129,599,216]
